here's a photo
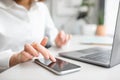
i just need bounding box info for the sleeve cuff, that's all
[0,49,14,69]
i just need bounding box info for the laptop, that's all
[59,2,120,68]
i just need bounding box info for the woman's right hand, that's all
[10,37,56,67]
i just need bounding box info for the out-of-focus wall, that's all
[46,0,99,34]
[51,0,83,31]
[47,0,120,36]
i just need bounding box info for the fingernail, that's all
[36,54,39,57]
[53,58,56,62]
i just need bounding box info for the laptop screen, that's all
[60,1,120,67]
[110,2,120,67]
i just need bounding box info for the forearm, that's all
[9,54,20,67]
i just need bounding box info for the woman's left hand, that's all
[55,31,72,48]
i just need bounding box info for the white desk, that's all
[0,35,120,80]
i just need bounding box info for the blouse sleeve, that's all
[43,3,58,45]
[0,49,14,72]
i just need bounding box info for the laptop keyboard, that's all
[79,48,107,53]
[80,49,111,63]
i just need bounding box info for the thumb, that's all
[40,37,48,46]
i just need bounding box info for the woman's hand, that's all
[55,31,72,48]
[10,37,56,67]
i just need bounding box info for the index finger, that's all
[32,42,56,62]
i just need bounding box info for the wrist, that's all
[9,53,20,67]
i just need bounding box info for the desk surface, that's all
[0,35,120,80]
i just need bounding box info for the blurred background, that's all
[44,0,119,37]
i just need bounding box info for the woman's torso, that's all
[0,1,47,52]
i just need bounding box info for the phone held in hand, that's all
[34,58,81,75]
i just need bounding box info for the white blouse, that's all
[0,0,58,70]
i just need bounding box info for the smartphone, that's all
[34,58,81,75]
